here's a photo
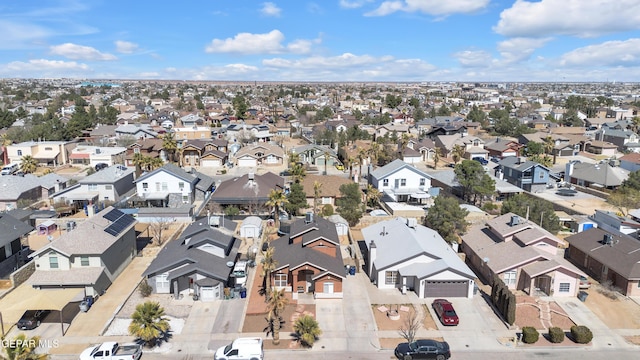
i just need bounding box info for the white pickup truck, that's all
[79,342,142,360]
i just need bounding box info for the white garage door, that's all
[201,159,221,167]
[200,284,221,300]
[238,158,256,167]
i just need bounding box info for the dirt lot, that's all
[515,296,575,331]
[582,285,640,329]
[372,304,438,350]
[242,303,316,349]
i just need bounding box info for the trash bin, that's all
[578,291,589,302]
[349,266,356,275]
[345,265,351,275]
[240,288,247,298]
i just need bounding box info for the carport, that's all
[0,284,83,336]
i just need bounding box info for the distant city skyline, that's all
[2,1,640,82]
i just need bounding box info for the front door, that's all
[306,273,313,292]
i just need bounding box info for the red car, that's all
[432,299,459,326]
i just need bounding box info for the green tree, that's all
[285,182,307,216]
[128,301,171,347]
[0,334,48,360]
[384,94,402,108]
[224,205,240,218]
[501,194,561,234]
[607,187,640,216]
[451,145,465,164]
[425,195,469,244]
[261,246,278,300]
[337,183,363,226]
[267,189,289,229]
[289,162,306,183]
[265,288,289,345]
[0,108,18,128]
[293,314,322,348]
[466,105,487,126]
[162,132,177,163]
[232,94,249,119]
[20,155,38,174]
[621,169,640,190]
[528,154,553,167]
[523,142,544,156]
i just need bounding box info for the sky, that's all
[2,0,640,82]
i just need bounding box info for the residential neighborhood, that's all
[2,79,640,359]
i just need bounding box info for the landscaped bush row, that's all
[490,276,516,325]
[520,325,592,344]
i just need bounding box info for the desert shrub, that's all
[482,202,499,214]
[570,325,593,344]
[505,292,516,326]
[548,327,565,343]
[522,326,539,344]
[321,204,334,216]
[139,280,153,297]
[597,280,620,300]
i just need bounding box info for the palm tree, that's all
[432,147,441,169]
[451,144,465,164]
[20,155,38,174]
[289,163,306,183]
[260,246,278,300]
[266,189,289,229]
[542,136,557,164]
[293,314,322,348]
[162,131,177,163]
[147,157,164,171]
[356,148,366,178]
[128,301,171,347]
[264,288,289,345]
[0,334,48,360]
[323,150,330,175]
[132,153,145,177]
[313,181,322,216]
[288,151,300,167]
[366,185,382,208]
[368,142,381,167]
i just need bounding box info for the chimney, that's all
[368,240,377,277]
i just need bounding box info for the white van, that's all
[232,260,248,287]
[214,337,263,360]
[1,163,19,175]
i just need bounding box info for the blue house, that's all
[497,157,552,193]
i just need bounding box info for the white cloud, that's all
[494,0,640,38]
[365,0,489,17]
[497,37,550,64]
[2,59,90,77]
[205,30,318,55]
[560,38,640,67]
[339,0,373,9]
[260,2,282,17]
[50,43,117,61]
[0,20,52,49]
[115,40,139,54]
[453,50,493,68]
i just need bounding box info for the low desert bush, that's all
[522,326,539,344]
[548,327,565,343]
[139,280,153,297]
[570,325,593,344]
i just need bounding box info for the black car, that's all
[17,310,50,330]
[395,339,451,360]
[95,163,108,171]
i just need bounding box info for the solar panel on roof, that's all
[103,209,124,221]
[103,213,135,237]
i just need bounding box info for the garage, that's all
[201,158,221,167]
[423,280,469,298]
[237,156,257,167]
[197,279,221,300]
[240,216,262,239]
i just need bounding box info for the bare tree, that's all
[150,217,173,246]
[398,308,423,344]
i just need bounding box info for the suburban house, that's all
[565,161,628,190]
[584,140,618,156]
[5,141,71,166]
[619,152,640,173]
[225,123,272,142]
[406,138,438,163]
[270,215,345,299]
[0,174,68,212]
[180,139,228,168]
[125,139,166,167]
[52,165,135,207]
[209,172,285,212]
[565,228,640,296]
[602,129,640,152]
[291,144,340,168]
[133,164,214,208]
[234,143,285,168]
[28,207,137,298]
[299,174,353,213]
[461,213,585,297]
[173,126,212,141]
[143,219,239,300]
[0,213,34,278]
[68,146,127,167]
[496,157,552,192]
[484,138,523,159]
[115,123,158,140]
[369,159,432,203]
[363,217,476,298]
[589,209,640,237]
[434,134,488,159]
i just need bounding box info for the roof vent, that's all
[305,212,313,224]
[510,215,520,226]
[407,218,417,228]
[602,233,613,245]
[248,172,255,181]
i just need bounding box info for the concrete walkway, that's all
[64,256,153,337]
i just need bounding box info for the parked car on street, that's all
[394,339,451,360]
[79,342,142,360]
[17,310,50,330]
[95,163,108,171]
[472,157,488,165]
[432,299,459,326]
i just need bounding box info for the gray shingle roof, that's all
[135,163,197,184]
[0,213,34,247]
[79,165,134,184]
[370,159,431,180]
[566,228,640,279]
[0,174,43,200]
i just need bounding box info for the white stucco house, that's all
[363,217,476,298]
[369,159,432,202]
[52,165,135,206]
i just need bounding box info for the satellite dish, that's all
[226,261,234,268]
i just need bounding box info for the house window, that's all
[385,271,398,285]
[45,147,52,151]
[105,185,113,190]
[323,282,334,294]
[162,182,168,191]
[179,182,185,191]
[274,273,287,287]
[80,256,89,266]
[134,148,140,154]
[383,179,389,187]
[400,179,407,186]
[559,283,570,293]
[17,150,22,156]
[142,182,148,190]
[49,256,59,269]
[420,178,426,186]
[322,197,331,204]
[539,171,545,179]
[155,182,161,191]
[182,195,189,203]
[88,184,97,191]
[503,270,517,286]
